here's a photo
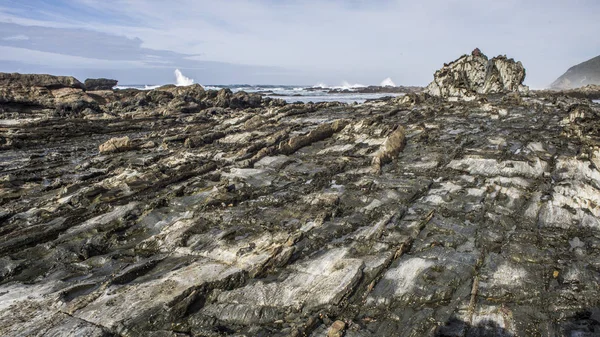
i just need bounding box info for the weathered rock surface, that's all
[426,49,529,99]
[0,71,600,336]
[99,136,131,153]
[538,84,600,100]
[85,78,118,91]
[0,72,84,89]
[0,72,278,126]
[551,55,600,90]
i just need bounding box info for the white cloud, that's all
[0,0,599,87]
[0,46,144,69]
[2,34,29,41]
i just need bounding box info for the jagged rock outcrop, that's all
[1,73,600,337]
[84,78,118,91]
[551,55,600,90]
[426,48,529,99]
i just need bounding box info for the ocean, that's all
[114,84,405,104]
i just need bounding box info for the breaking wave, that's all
[380,77,396,87]
[175,69,194,86]
[312,82,366,90]
[338,81,366,89]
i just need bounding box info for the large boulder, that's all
[84,78,118,91]
[425,49,528,99]
[0,73,93,112]
[0,72,84,89]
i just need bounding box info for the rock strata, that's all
[0,72,84,89]
[0,68,599,336]
[84,78,118,91]
[537,84,600,100]
[426,48,529,99]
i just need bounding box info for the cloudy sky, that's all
[0,0,598,87]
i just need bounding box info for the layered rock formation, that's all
[1,69,600,337]
[426,49,529,99]
[0,72,84,89]
[0,73,280,126]
[538,84,600,100]
[551,55,600,90]
[85,78,118,91]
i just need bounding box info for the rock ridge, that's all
[426,48,529,99]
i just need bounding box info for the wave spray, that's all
[174,69,194,86]
[380,77,396,87]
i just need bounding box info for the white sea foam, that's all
[337,81,366,90]
[380,77,396,87]
[313,83,328,88]
[174,69,194,86]
[115,85,160,90]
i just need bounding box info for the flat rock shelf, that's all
[1,72,600,336]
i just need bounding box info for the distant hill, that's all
[551,55,600,89]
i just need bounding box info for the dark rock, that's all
[537,84,600,100]
[0,72,84,89]
[325,85,423,94]
[84,78,118,91]
[230,91,263,109]
[471,47,483,57]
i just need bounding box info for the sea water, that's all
[115,84,404,104]
[115,69,404,104]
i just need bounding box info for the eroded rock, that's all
[84,78,118,91]
[426,48,529,99]
[98,136,131,153]
[0,71,599,337]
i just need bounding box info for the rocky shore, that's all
[1,51,600,337]
[305,86,423,95]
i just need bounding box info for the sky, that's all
[0,0,599,88]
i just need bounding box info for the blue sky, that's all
[0,0,599,87]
